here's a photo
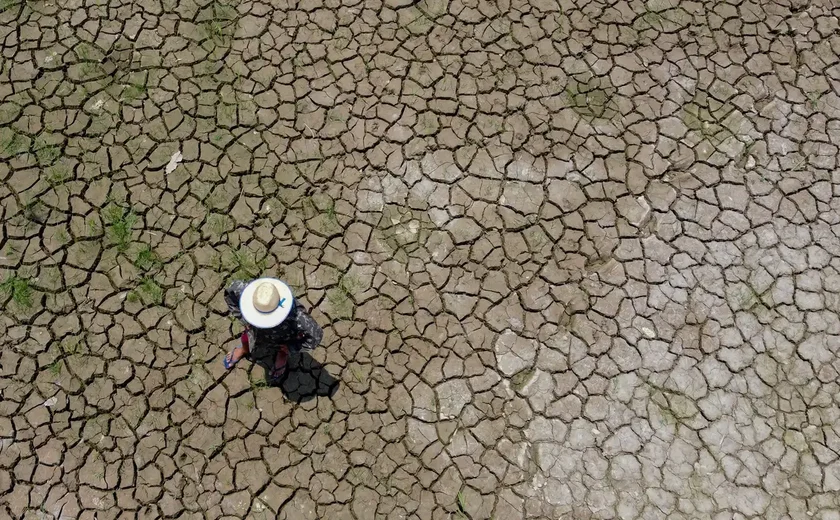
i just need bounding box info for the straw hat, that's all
[239,278,294,328]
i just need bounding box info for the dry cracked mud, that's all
[2,0,840,518]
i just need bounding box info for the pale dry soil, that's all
[2,0,840,518]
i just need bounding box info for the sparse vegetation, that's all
[35,144,61,166]
[0,273,33,308]
[202,0,239,47]
[510,368,535,391]
[0,129,29,157]
[375,205,435,262]
[48,360,62,376]
[565,73,619,120]
[328,273,359,315]
[338,274,358,297]
[45,162,72,186]
[134,245,161,272]
[88,218,102,236]
[250,375,268,393]
[22,199,48,224]
[121,82,147,102]
[325,200,337,223]
[206,214,232,236]
[456,490,468,519]
[61,336,85,355]
[103,205,137,251]
[681,92,746,144]
[0,0,23,13]
[76,43,104,79]
[806,91,821,110]
[349,365,365,383]
[227,248,266,280]
[137,277,163,305]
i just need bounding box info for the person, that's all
[222,277,323,381]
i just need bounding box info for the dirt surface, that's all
[2,0,840,518]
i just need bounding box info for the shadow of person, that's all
[252,350,339,403]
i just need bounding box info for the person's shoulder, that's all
[292,301,310,316]
[227,279,250,292]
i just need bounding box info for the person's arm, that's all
[293,307,323,351]
[224,280,249,320]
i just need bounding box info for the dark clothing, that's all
[224,280,323,353]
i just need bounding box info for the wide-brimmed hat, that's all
[239,278,294,328]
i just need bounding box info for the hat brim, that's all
[239,278,294,329]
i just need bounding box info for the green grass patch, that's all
[456,491,467,519]
[227,248,266,280]
[103,205,137,251]
[510,368,535,391]
[121,83,147,102]
[0,273,33,308]
[22,199,48,224]
[60,336,85,355]
[0,129,30,157]
[0,0,22,14]
[202,0,239,47]
[250,374,268,393]
[349,365,365,383]
[206,213,232,235]
[134,245,161,272]
[45,162,72,186]
[565,74,619,120]
[137,277,163,305]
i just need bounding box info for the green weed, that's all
[325,199,337,223]
[61,336,85,355]
[4,243,20,260]
[212,0,238,21]
[327,109,347,123]
[138,277,163,305]
[206,214,231,236]
[76,44,104,78]
[202,1,238,46]
[55,229,70,244]
[35,144,61,165]
[103,205,137,251]
[636,11,665,31]
[349,365,365,383]
[134,245,161,272]
[122,83,147,102]
[228,248,265,280]
[204,21,227,44]
[301,196,318,218]
[22,199,48,224]
[48,360,62,376]
[456,490,467,518]
[565,75,618,120]
[126,291,140,303]
[510,368,535,391]
[45,163,71,186]
[0,274,33,308]
[88,218,102,236]
[338,274,358,297]
[250,376,268,393]
[0,0,22,13]
[0,129,29,157]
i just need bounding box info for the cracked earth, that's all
[2,0,840,518]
